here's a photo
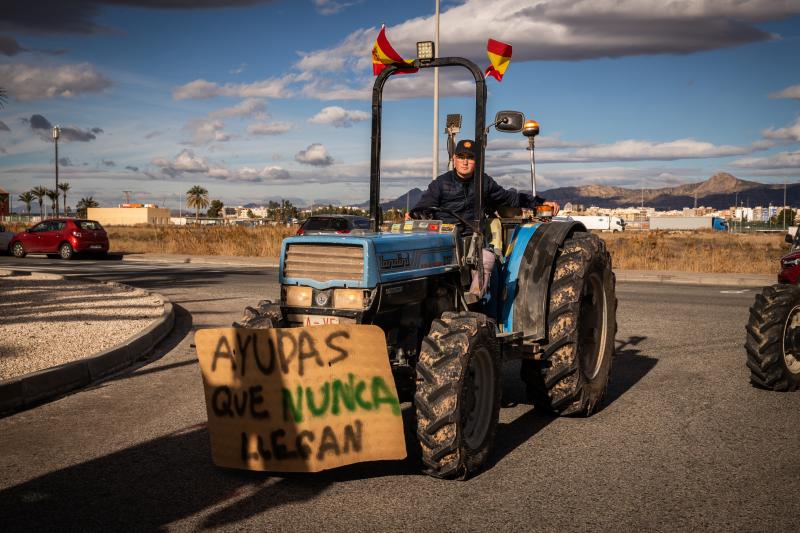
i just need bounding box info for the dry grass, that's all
[108,224,297,257]
[602,231,786,274]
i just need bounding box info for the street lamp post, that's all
[52,125,61,217]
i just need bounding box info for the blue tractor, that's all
[238,52,617,479]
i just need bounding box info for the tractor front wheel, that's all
[233,300,285,329]
[523,232,616,416]
[415,311,501,479]
[745,284,800,391]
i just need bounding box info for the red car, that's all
[779,232,800,284]
[10,219,109,260]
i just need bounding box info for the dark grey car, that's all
[296,215,370,235]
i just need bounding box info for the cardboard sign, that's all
[195,325,407,473]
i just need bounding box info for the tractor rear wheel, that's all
[745,284,800,391]
[523,232,616,416]
[415,311,501,479]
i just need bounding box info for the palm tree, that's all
[46,189,59,215]
[186,185,210,222]
[31,186,48,217]
[58,182,71,214]
[0,87,7,109]
[76,197,99,218]
[17,191,34,217]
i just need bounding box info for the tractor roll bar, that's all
[370,57,488,232]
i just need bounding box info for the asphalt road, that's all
[0,255,798,531]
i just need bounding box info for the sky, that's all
[1,0,800,211]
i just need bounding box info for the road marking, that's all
[720,289,749,294]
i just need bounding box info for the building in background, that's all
[87,205,171,226]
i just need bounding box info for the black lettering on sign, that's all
[271,429,299,461]
[296,431,315,460]
[210,386,270,419]
[235,331,256,377]
[343,420,363,454]
[256,434,273,460]
[316,426,341,460]
[256,335,276,375]
[325,330,350,366]
[276,330,297,374]
[211,335,236,373]
[249,385,269,419]
[212,386,233,417]
[297,330,324,376]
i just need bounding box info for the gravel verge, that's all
[0,271,165,381]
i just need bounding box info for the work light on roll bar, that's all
[416,41,435,61]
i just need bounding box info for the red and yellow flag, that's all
[372,25,418,76]
[485,39,512,81]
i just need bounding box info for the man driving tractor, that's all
[410,139,560,299]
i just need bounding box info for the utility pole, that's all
[52,125,60,217]
[784,179,787,231]
[431,0,440,181]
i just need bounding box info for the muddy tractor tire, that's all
[522,232,616,416]
[745,284,800,391]
[414,311,501,480]
[233,300,285,329]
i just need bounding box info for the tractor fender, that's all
[504,221,587,341]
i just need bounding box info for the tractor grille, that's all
[284,243,364,282]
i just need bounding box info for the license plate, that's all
[287,314,354,326]
[90,244,102,249]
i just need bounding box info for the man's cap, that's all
[454,139,477,158]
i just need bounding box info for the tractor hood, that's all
[280,232,459,289]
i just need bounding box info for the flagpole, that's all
[432,0,440,181]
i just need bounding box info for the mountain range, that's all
[379,172,797,211]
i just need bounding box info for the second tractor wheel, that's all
[523,231,616,416]
[745,284,800,391]
[415,311,501,480]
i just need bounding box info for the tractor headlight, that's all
[333,288,365,309]
[285,285,312,307]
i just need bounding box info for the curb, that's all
[118,252,279,268]
[0,273,175,416]
[614,270,775,288]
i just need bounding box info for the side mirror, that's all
[494,110,525,133]
[25,228,31,233]
[786,234,794,244]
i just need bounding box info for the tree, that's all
[773,208,797,228]
[76,197,99,218]
[186,185,210,222]
[17,191,34,216]
[31,185,48,217]
[207,199,224,218]
[46,189,59,214]
[0,87,6,109]
[247,209,255,219]
[58,182,71,214]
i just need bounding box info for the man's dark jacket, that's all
[413,169,544,234]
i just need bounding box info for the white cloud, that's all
[152,149,209,175]
[247,121,294,135]
[295,143,334,166]
[313,0,360,16]
[0,62,111,101]
[762,117,800,143]
[184,118,231,145]
[770,84,800,100]
[565,138,755,162]
[173,75,294,100]
[209,98,266,119]
[308,106,369,127]
[732,151,800,170]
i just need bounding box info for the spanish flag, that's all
[372,25,418,76]
[485,39,512,81]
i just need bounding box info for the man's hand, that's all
[542,201,560,216]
